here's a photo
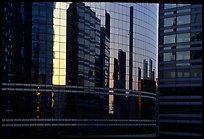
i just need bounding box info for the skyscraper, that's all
[2,2,54,118]
[113,49,127,118]
[66,2,102,118]
[158,3,202,136]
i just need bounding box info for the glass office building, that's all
[2,2,158,137]
[158,4,202,136]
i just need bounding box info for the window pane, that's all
[177,15,190,25]
[191,13,202,24]
[177,69,190,78]
[177,33,190,43]
[190,32,202,41]
[176,51,190,60]
[191,68,202,78]
[164,34,176,44]
[190,50,202,59]
[164,52,175,61]
[164,4,176,9]
[163,70,175,78]
[164,17,176,27]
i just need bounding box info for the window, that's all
[164,17,176,27]
[176,51,190,60]
[164,52,175,61]
[191,68,202,78]
[177,15,190,25]
[190,32,202,41]
[164,34,176,44]
[177,33,190,43]
[177,69,190,78]
[191,13,202,24]
[190,50,202,60]
[163,70,176,78]
[164,4,176,9]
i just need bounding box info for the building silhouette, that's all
[66,2,107,118]
[113,49,128,119]
[2,2,54,119]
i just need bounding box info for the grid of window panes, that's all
[32,2,54,84]
[52,2,67,85]
[158,3,202,136]
[83,3,158,91]
[159,4,202,81]
[2,2,158,137]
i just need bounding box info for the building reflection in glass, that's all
[2,2,158,137]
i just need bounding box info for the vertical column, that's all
[129,6,133,90]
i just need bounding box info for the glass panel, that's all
[191,13,202,24]
[59,76,66,85]
[164,52,175,61]
[60,26,66,35]
[176,51,190,60]
[177,15,190,25]
[60,10,66,19]
[163,70,175,78]
[59,60,66,68]
[190,32,202,41]
[53,75,59,85]
[54,9,60,18]
[60,52,66,59]
[59,43,66,52]
[164,4,176,9]
[164,34,176,44]
[60,2,67,9]
[60,69,66,76]
[177,33,190,43]
[190,50,202,59]
[177,69,190,78]
[53,42,59,51]
[54,25,60,34]
[60,36,66,42]
[53,68,60,76]
[191,68,202,78]
[54,51,60,59]
[60,19,66,26]
[53,59,59,68]
[164,17,176,27]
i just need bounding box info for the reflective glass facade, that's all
[159,3,202,137]
[2,2,158,137]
